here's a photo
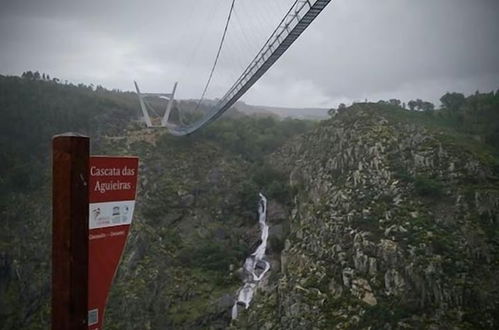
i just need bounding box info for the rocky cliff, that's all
[234,104,499,329]
[2,75,498,329]
[0,75,309,329]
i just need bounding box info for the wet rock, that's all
[384,269,405,296]
[180,193,195,207]
[207,167,223,184]
[217,293,235,310]
[368,257,377,277]
[351,278,377,306]
[353,250,369,274]
[342,267,354,287]
[328,278,343,298]
[379,239,399,266]
[268,201,287,222]
[269,223,285,242]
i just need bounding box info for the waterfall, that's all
[232,193,270,319]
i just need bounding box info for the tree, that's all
[408,100,416,111]
[440,92,465,110]
[337,103,347,113]
[415,99,424,111]
[22,71,34,80]
[421,101,434,112]
[389,99,401,107]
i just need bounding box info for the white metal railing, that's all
[143,0,332,135]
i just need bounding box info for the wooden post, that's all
[52,133,89,330]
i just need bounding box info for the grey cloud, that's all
[0,0,498,108]
[268,0,499,104]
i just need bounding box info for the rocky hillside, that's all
[100,127,292,330]
[234,104,499,329]
[1,74,498,329]
[0,74,313,329]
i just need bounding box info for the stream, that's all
[231,193,270,319]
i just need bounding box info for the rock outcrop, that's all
[234,104,499,329]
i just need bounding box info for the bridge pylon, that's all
[134,81,178,128]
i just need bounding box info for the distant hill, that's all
[234,101,330,120]
[179,99,330,120]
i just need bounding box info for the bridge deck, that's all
[167,0,332,135]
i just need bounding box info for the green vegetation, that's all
[414,175,443,197]
[358,299,417,328]
[237,98,499,329]
[0,74,138,329]
[0,74,136,197]
[0,73,313,329]
[370,91,499,166]
[2,72,499,329]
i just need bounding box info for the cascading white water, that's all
[232,193,270,319]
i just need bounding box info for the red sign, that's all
[88,156,139,329]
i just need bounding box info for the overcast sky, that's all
[1,0,498,108]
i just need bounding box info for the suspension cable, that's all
[194,0,236,113]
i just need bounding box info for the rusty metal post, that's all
[52,133,89,330]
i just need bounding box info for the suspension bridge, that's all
[135,0,332,136]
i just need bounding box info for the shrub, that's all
[414,176,443,197]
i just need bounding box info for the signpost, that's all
[52,134,89,330]
[52,134,139,330]
[88,156,138,329]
